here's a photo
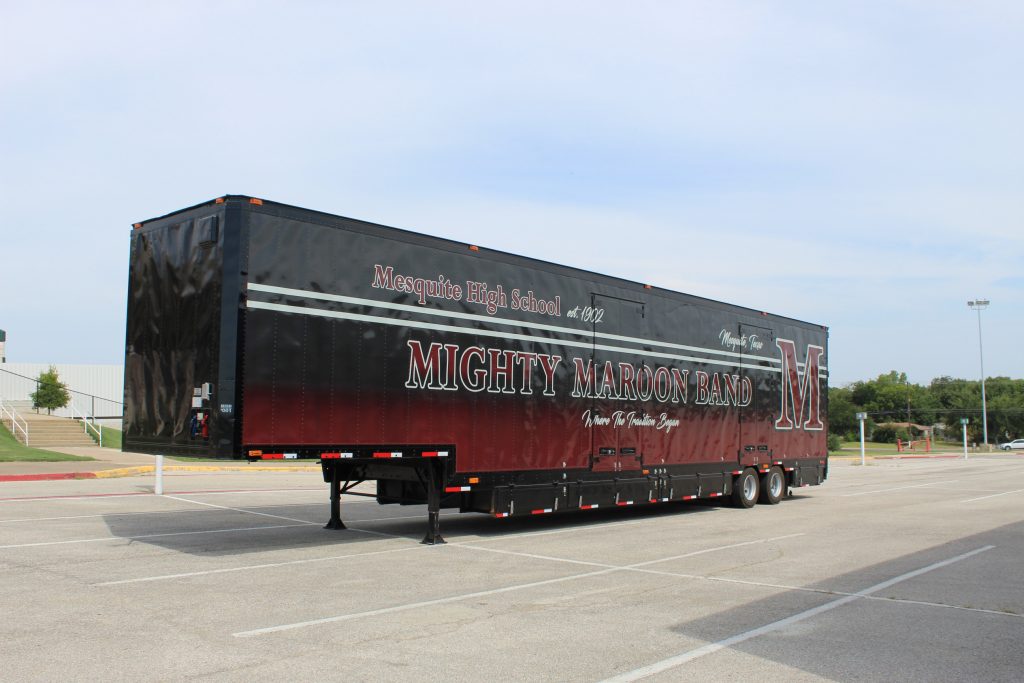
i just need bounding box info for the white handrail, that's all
[0,397,29,445]
[68,401,103,448]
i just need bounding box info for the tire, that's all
[758,466,784,505]
[732,468,759,509]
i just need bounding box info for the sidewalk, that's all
[0,445,320,481]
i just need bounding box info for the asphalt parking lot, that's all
[1,455,1022,681]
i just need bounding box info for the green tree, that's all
[828,386,858,437]
[984,377,1024,442]
[30,366,70,414]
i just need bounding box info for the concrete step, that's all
[28,436,97,447]
[18,418,99,447]
[24,422,92,430]
[26,428,96,437]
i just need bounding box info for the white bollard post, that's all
[856,412,867,466]
[155,454,164,495]
[961,418,969,461]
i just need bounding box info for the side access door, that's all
[738,323,774,468]
[589,294,648,473]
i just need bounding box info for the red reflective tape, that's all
[683,495,696,500]
[616,501,633,506]
[731,470,742,475]
[421,450,449,458]
[495,512,510,518]
[444,486,470,493]
[580,504,599,510]
[649,499,658,503]
[321,453,341,459]
[709,492,721,497]
[373,451,402,458]
[262,454,284,459]
[531,508,552,515]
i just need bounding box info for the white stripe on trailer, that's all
[247,300,805,374]
[247,283,822,368]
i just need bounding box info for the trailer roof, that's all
[134,194,828,331]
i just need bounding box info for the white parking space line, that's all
[841,480,958,497]
[163,495,320,526]
[95,542,426,586]
[181,489,371,499]
[462,511,695,545]
[164,494,412,541]
[961,488,1024,503]
[0,492,154,504]
[0,509,217,524]
[459,533,804,571]
[0,487,326,505]
[620,565,1024,621]
[234,566,622,637]
[598,545,995,682]
[233,533,804,638]
[94,514,693,587]
[0,523,313,549]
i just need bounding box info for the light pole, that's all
[967,299,990,448]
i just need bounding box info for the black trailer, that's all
[125,195,829,543]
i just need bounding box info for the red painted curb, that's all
[0,472,99,482]
[872,456,958,462]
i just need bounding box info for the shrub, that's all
[827,434,842,452]
[871,425,897,443]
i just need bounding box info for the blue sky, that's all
[1,1,1020,386]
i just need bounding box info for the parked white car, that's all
[998,439,1024,451]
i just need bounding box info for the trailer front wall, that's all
[240,208,827,473]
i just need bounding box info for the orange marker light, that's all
[250,198,263,206]
[469,245,479,251]
[215,197,225,204]
[132,223,143,229]
[469,477,480,484]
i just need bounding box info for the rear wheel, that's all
[758,466,784,505]
[732,468,759,508]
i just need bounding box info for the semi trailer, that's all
[124,195,829,543]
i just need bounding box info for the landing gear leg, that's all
[421,464,446,545]
[324,465,346,530]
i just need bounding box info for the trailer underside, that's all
[298,452,828,544]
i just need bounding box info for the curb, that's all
[872,454,962,460]
[0,472,99,482]
[94,466,158,479]
[0,464,322,483]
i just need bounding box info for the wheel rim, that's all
[743,474,757,500]
[770,471,783,498]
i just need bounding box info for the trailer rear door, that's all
[590,294,647,472]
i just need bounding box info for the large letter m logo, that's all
[774,339,824,431]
